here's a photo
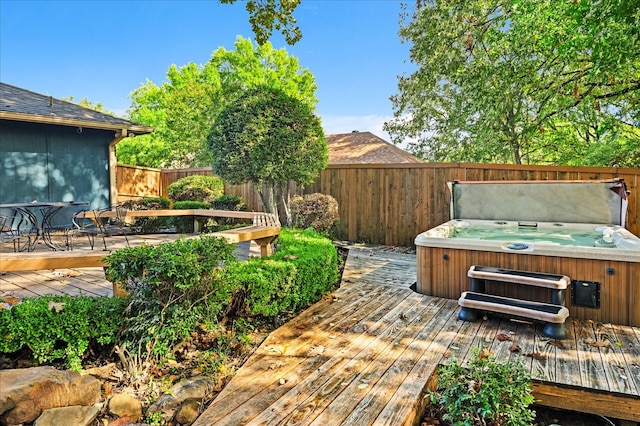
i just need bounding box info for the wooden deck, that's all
[0,234,261,298]
[2,242,639,423]
[195,248,640,425]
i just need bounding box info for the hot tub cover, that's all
[449,179,628,226]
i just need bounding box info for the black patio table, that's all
[0,201,89,250]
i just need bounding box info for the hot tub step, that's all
[468,265,570,290]
[458,291,570,339]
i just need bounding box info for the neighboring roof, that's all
[326,131,423,164]
[0,82,153,135]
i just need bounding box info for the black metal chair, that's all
[41,204,87,250]
[73,204,136,251]
[0,209,35,252]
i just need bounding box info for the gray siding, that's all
[0,120,113,208]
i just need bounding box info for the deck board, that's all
[195,247,640,425]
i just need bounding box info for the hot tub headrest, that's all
[449,179,628,226]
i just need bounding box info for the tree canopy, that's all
[220,0,302,45]
[208,87,327,221]
[385,0,640,166]
[118,36,316,168]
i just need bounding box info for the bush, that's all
[431,349,535,426]
[172,200,211,233]
[104,236,238,358]
[225,228,340,317]
[166,175,224,203]
[290,193,339,236]
[213,194,247,211]
[0,296,126,370]
[122,197,172,233]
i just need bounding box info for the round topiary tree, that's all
[208,87,328,225]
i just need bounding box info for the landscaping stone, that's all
[34,404,101,426]
[174,398,201,425]
[0,366,101,425]
[147,376,215,416]
[108,393,143,422]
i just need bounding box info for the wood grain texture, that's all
[195,248,640,425]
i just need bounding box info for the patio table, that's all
[0,201,89,250]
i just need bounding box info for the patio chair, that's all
[78,204,136,251]
[0,209,35,252]
[70,208,100,250]
[41,204,87,250]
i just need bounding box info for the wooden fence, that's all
[117,163,639,247]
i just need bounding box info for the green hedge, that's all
[0,229,340,366]
[0,296,126,370]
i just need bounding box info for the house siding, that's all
[0,120,113,208]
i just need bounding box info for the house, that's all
[326,131,423,164]
[0,83,152,208]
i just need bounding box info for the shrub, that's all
[225,228,340,317]
[172,200,211,233]
[172,200,210,210]
[0,295,126,370]
[431,349,535,426]
[122,197,172,233]
[290,193,339,235]
[166,175,224,203]
[213,194,247,211]
[104,236,238,358]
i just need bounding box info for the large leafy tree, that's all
[386,0,640,166]
[208,87,327,223]
[119,36,316,168]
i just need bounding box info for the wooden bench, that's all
[458,265,571,339]
[0,212,281,272]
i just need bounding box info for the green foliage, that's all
[171,200,212,233]
[172,200,211,210]
[122,197,172,233]
[120,36,317,168]
[213,194,247,211]
[209,87,327,217]
[61,96,117,116]
[208,228,339,318]
[0,296,126,370]
[104,236,238,358]
[220,0,302,45]
[271,228,339,309]
[387,0,640,166]
[166,175,224,203]
[431,349,535,426]
[290,193,340,236]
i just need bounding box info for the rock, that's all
[0,366,101,425]
[175,399,201,425]
[108,393,143,422]
[82,362,124,382]
[147,376,215,414]
[34,404,101,426]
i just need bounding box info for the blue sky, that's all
[1,0,414,141]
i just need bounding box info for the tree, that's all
[119,36,317,168]
[386,0,640,166]
[62,96,116,116]
[208,87,328,223]
[220,0,302,45]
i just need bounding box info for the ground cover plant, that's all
[426,349,535,426]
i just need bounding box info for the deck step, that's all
[458,291,570,324]
[468,265,570,289]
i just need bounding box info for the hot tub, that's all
[414,180,640,327]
